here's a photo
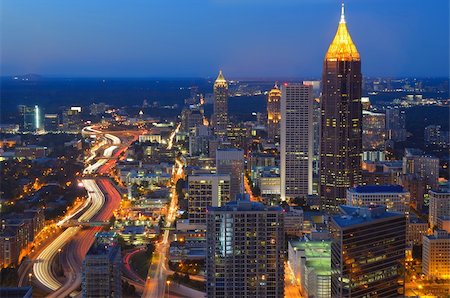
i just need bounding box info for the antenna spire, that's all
[340,3,346,24]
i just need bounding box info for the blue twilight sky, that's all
[1,0,448,78]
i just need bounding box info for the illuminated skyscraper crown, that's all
[325,4,360,62]
[214,70,228,88]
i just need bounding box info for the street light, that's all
[28,273,32,285]
[166,280,171,297]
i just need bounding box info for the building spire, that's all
[340,3,346,24]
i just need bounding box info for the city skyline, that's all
[1,0,449,78]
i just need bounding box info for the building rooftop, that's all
[348,185,406,194]
[207,196,282,213]
[332,205,403,228]
[425,230,450,240]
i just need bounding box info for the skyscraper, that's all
[331,205,406,297]
[213,70,229,138]
[385,107,407,142]
[188,174,231,226]
[216,148,244,200]
[280,83,313,200]
[206,197,285,298]
[82,232,122,298]
[320,5,362,212]
[267,83,282,141]
[19,105,41,132]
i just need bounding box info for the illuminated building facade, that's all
[206,198,284,298]
[320,5,362,212]
[280,83,313,200]
[422,230,450,279]
[267,83,281,141]
[346,185,410,214]
[331,205,406,297]
[19,105,41,132]
[428,189,450,228]
[362,110,386,150]
[213,70,229,138]
[288,238,331,298]
[187,174,231,226]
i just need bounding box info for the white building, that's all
[288,237,331,298]
[346,185,410,214]
[422,230,450,279]
[280,83,313,200]
[429,189,450,228]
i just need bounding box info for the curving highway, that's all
[33,127,126,296]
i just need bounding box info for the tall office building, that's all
[216,148,244,200]
[320,5,362,212]
[267,83,282,141]
[63,106,82,132]
[331,205,406,297]
[213,70,229,138]
[188,174,231,226]
[280,83,313,200]
[206,197,285,298]
[82,232,122,298]
[385,107,407,142]
[19,105,41,132]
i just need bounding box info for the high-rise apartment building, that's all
[362,110,386,150]
[216,148,244,200]
[213,70,229,138]
[402,148,439,190]
[267,83,282,141]
[206,197,285,298]
[82,232,122,298]
[385,107,407,142]
[346,185,410,214]
[188,174,231,226]
[280,83,313,200]
[331,205,406,297]
[428,189,450,228]
[320,5,362,212]
[422,230,450,279]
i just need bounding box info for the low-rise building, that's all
[347,185,410,214]
[288,236,331,298]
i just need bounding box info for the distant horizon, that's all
[2,73,449,81]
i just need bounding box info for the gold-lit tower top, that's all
[269,82,281,96]
[325,4,360,62]
[214,70,228,88]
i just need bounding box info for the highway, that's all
[33,179,105,293]
[32,127,127,296]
